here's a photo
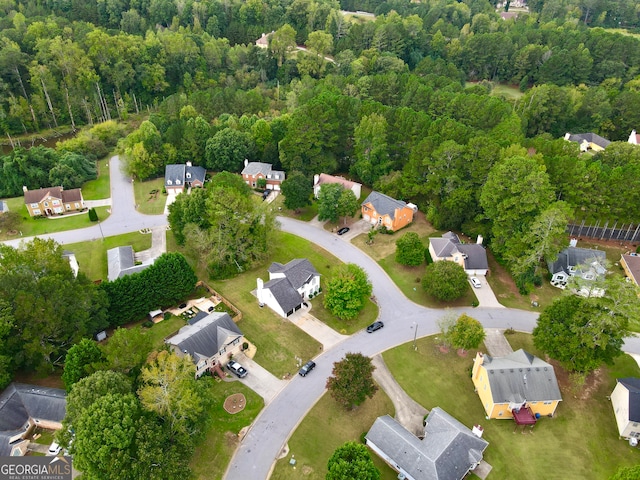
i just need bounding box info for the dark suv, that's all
[299,360,316,377]
[366,321,384,333]
[227,361,248,378]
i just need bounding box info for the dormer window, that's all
[167,180,172,185]
[176,179,181,185]
[186,172,191,179]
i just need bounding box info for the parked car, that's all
[47,442,61,456]
[366,321,384,333]
[227,361,248,378]
[337,227,350,235]
[470,277,482,289]
[299,360,316,377]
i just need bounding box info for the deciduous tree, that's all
[326,353,378,410]
[62,338,103,391]
[281,171,311,211]
[395,232,425,266]
[327,441,380,480]
[449,314,485,353]
[317,183,343,223]
[422,261,468,301]
[324,264,373,321]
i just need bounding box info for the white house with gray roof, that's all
[256,259,320,317]
[366,408,488,480]
[164,162,207,194]
[241,160,285,190]
[107,246,154,281]
[0,383,66,456]
[429,232,489,276]
[547,245,606,290]
[167,312,244,378]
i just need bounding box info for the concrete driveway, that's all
[287,306,348,350]
[231,352,287,405]
[469,276,504,308]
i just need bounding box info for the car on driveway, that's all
[227,361,248,378]
[366,321,384,333]
[47,442,61,456]
[470,277,482,289]
[337,227,350,235]
[299,360,316,377]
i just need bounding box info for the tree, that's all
[0,300,15,390]
[269,24,297,66]
[88,207,98,221]
[336,189,359,225]
[281,171,311,211]
[317,183,344,223]
[449,314,486,353]
[395,232,425,266]
[102,327,153,374]
[204,128,254,172]
[533,296,628,373]
[326,442,380,480]
[0,211,20,233]
[352,113,391,185]
[326,353,378,410]
[137,350,205,436]
[324,264,373,321]
[422,261,469,301]
[610,465,640,480]
[437,311,457,349]
[61,338,103,391]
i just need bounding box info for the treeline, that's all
[2,0,640,135]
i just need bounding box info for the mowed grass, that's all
[191,381,264,480]
[65,232,152,281]
[271,194,319,221]
[271,389,396,480]
[133,177,167,215]
[81,158,111,200]
[0,198,110,240]
[384,333,640,480]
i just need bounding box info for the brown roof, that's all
[622,254,640,285]
[61,188,82,203]
[316,173,359,190]
[23,187,82,204]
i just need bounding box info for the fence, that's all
[567,221,640,244]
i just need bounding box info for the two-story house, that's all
[256,259,320,317]
[429,232,489,276]
[164,162,206,195]
[23,186,84,217]
[361,191,415,232]
[241,161,285,190]
[611,378,640,442]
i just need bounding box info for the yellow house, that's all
[472,349,562,419]
[23,186,84,217]
[620,254,640,287]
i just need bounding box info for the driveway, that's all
[469,276,504,308]
[230,352,287,406]
[483,329,514,357]
[287,306,348,350]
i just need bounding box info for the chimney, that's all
[472,425,484,438]
[630,129,637,144]
[256,278,264,305]
[244,159,249,167]
[186,161,192,167]
[476,235,483,245]
[313,174,319,186]
[22,186,28,192]
[563,133,571,141]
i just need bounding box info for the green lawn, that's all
[383,333,640,480]
[271,389,396,480]
[81,158,111,200]
[191,381,264,480]
[310,294,378,335]
[271,194,319,221]
[465,81,524,100]
[31,428,56,446]
[144,314,186,349]
[133,177,167,215]
[65,232,152,281]
[0,199,110,240]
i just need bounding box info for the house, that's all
[471,349,562,420]
[628,129,640,145]
[167,312,244,378]
[361,191,415,232]
[313,173,362,199]
[548,245,606,289]
[62,251,79,278]
[563,132,610,152]
[0,383,66,457]
[428,232,489,276]
[255,32,273,48]
[23,186,84,217]
[241,160,285,190]
[365,409,488,480]
[610,378,640,442]
[256,259,320,318]
[107,246,154,281]
[621,253,640,287]
[164,162,207,195]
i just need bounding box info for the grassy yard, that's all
[81,158,111,200]
[0,198,110,240]
[65,232,152,281]
[133,177,167,215]
[383,333,640,480]
[271,389,396,480]
[309,294,378,335]
[144,314,187,349]
[271,194,319,221]
[191,381,264,480]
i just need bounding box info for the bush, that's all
[242,342,249,351]
[88,208,98,222]
[142,321,153,328]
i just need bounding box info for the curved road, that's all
[2,155,168,248]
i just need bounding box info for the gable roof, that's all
[548,247,606,275]
[314,173,360,190]
[429,233,488,270]
[621,254,640,284]
[168,312,242,362]
[480,349,562,404]
[61,188,83,203]
[107,246,152,281]
[362,191,407,220]
[24,186,63,204]
[268,259,319,290]
[565,132,611,149]
[617,378,640,422]
[165,164,185,187]
[242,162,273,176]
[263,277,304,314]
[366,409,488,480]
[186,164,206,183]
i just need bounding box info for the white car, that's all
[47,442,61,456]
[470,277,482,289]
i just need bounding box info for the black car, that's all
[366,321,384,333]
[337,227,350,235]
[299,360,316,377]
[227,361,248,378]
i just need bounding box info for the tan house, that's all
[241,160,285,190]
[472,350,562,420]
[611,378,640,442]
[429,231,488,276]
[621,254,640,287]
[23,186,84,217]
[313,173,362,199]
[167,312,244,378]
[361,191,415,232]
[563,132,610,152]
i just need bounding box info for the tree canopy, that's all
[326,442,380,480]
[395,232,425,266]
[422,261,469,301]
[326,352,378,410]
[61,338,103,391]
[323,263,373,320]
[449,314,486,352]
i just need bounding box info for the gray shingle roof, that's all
[548,247,606,276]
[268,259,319,290]
[566,132,611,149]
[186,165,206,184]
[362,191,407,220]
[107,246,152,281]
[618,378,640,422]
[264,277,303,314]
[165,164,185,187]
[168,312,242,362]
[366,409,488,480]
[242,162,273,176]
[430,238,458,258]
[457,244,489,270]
[481,349,562,404]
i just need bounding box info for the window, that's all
[186,172,191,179]
[31,203,39,208]
[44,202,49,207]
[543,401,553,405]
[219,347,226,355]
[32,209,41,215]
[176,179,181,185]
[52,200,60,205]
[75,203,79,208]
[232,338,240,345]
[65,204,71,210]
[498,411,503,416]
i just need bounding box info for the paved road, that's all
[2,155,168,248]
